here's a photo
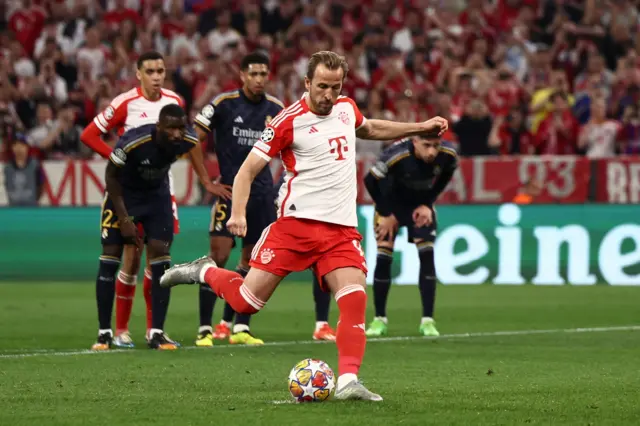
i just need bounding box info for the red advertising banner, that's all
[594,156,640,203]
[0,155,607,206]
[437,156,591,204]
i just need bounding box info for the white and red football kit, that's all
[579,120,620,158]
[248,95,368,287]
[81,87,184,233]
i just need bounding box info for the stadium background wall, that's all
[2,156,640,206]
[1,204,638,285]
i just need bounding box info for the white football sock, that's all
[375,316,388,324]
[219,320,232,328]
[233,324,250,334]
[199,264,216,283]
[199,325,212,334]
[315,321,328,331]
[421,317,434,324]
[337,373,358,391]
[98,329,113,337]
[149,328,163,338]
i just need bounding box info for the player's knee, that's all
[376,244,394,257]
[376,238,395,249]
[102,244,123,259]
[146,239,171,259]
[208,247,230,266]
[240,246,253,267]
[334,284,367,314]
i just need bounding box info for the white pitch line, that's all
[1,325,638,360]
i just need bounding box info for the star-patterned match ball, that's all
[287,358,336,402]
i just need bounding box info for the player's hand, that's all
[420,116,449,138]
[412,205,433,228]
[120,218,143,250]
[227,214,247,237]
[204,181,232,200]
[376,215,399,242]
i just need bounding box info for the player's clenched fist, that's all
[227,214,247,237]
[420,116,448,138]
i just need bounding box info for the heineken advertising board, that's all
[1,205,638,285]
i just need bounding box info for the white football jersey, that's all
[580,120,620,158]
[93,86,184,198]
[252,95,366,227]
[93,87,184,135]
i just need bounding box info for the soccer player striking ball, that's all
[161,51,447,400]
[363,137,457,337]
[81,51,222,349]
[192,52,284,346]
[97,104,199,350]
[274,173,335,341]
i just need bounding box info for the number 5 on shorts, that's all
[211,202,228,232]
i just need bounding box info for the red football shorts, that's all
[249,217,368,291]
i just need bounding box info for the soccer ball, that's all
[287,358,335,402]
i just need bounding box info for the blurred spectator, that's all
[453,97,493,156]
[534,92,579,155]
[488,106,535,155]
[0,0,638,166]
[3,133,44,206]
[618,103,640,155]
[207,10,243,55]
[37,57,68,104]
[578,97,620,158]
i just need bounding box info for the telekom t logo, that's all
[328,136,348,161]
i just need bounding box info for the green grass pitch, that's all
[1,282,639,425]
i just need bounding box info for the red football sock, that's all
[202,266,264,315]
[115,271,136,334]
[335,285,367,376]
[143,268,153,331]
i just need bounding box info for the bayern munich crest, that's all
[260,248,275,264]
[338,111,350,125]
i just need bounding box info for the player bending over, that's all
[82,51,219,349]
[193,52,284,346]
[94,104,201,350]
[363,137,457,337]
[161,51,447,400]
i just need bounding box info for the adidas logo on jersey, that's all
[309,126,318,134]
[234,116,244,123]
[140,112,148,118]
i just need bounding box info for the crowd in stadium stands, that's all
[1,0,639,167]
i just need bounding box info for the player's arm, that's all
[228,119,292,236]
[424,160,457,205]
[364,145,410,215]
[105,147,141,247]
[80,101,127,159]
[184,132,233,199]
[193,102,217,142]
[232,152,269,218]
[364,165,394,217]
[344,97,448,141]
[357,117,448,141]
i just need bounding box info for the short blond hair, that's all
[306,51,349,81]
